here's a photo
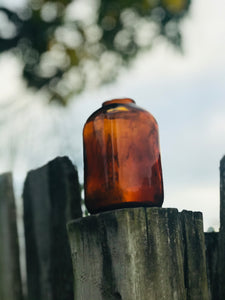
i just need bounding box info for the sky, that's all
[0,0,225,231]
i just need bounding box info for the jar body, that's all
[83,98,164,213]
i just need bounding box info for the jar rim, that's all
[102,98,135,106]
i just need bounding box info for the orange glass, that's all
[83,98,164,213]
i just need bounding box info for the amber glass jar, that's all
[83,98,163,213]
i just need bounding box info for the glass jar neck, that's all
[102,98,135,106]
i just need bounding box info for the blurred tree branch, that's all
[0,0,191,105]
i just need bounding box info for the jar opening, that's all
[102,98,135,106]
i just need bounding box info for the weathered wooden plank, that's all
[180,210,209,300]
[0,172,23,300]
[67,207,187,300]
[23,156,82,300]
[218,156,225,299]
[205,232,219,300]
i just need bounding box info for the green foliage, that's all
[0,0,191,105]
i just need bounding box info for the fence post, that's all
[67,207,210,300]
[219,156,225,299]
[0,172,23,300]
[23,156,82,300]
[205,232,219,299]
[180,211,209,299]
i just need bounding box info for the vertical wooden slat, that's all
[205,232,219,300]
[23,156,82,300]
[180,210,210,300]
[0,172,23,300]
[218,156,225,299]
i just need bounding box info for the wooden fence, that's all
[0,156,225,300]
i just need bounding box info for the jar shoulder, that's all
[84,103,157,127]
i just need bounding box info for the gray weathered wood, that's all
[68,207,209,300]
[23,156,82,300]
[218,156,225,299]
[0,172,23,300]
[180,211,209,300]
[205,232,219,300]
[204,156,225,300]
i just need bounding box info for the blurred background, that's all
[0,0,224,234]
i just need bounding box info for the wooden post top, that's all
[67,207,209,300]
